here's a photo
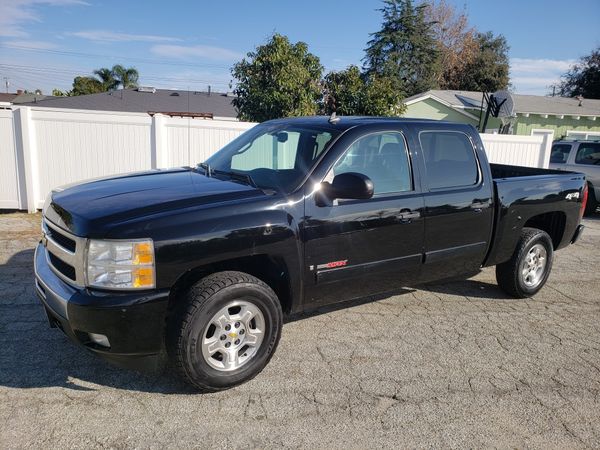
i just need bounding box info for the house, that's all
[0,93,18,109]
[20,87,238,120]
[0,90,51,109]
[402,90,600,138]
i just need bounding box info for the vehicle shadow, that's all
[0,248,510,394]
[0,248,196,394]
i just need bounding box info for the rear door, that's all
[564,142,600,199]
[415,128,494,281]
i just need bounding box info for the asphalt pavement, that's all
[1,212,599,448]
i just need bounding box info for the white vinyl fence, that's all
[0,106,554,213]
[480,131,553,169]
[1,106,255,212]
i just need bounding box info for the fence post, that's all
[13,107,39,213]
[539,130,554,169]
[151,113,168,169]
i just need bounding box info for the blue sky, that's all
[1,0,599,96]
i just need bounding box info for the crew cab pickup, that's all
[35,117,587,391]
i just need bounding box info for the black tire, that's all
[584,185,598,216]
[167,271,283,392]
[496,227,554,298]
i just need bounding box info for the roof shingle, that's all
[19,88,238,118]
[406,90,600,116]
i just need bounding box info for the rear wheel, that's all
[167,271,283,392]
[496,227,554,298]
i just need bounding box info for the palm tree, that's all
[93,67,119,91]
[112,64,139,89]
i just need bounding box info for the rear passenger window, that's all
[575,143,600,165]
[550,144,572,164]
[419,131,479,189]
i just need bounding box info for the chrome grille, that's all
[42,218,87,286]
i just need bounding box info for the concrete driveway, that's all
[1,212,599,448]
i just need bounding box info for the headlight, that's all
[86,239,155,289]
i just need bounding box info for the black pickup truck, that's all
[35,117,587,391]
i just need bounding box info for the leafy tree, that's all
[112,64,139,89]
[70,76,104,96]
[364,0,440,97]
[424,0,478,89]
[552,47,600,99]
[322,66,365,115]
[362,74,406,115]
[459,32,510,92]
[51,88,66,97]
[322,65,405,116]
[69,64,140,96]
[231,34,323,121]
[93,67,119,91]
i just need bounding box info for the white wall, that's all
[480,131,553,169]
[1,106,554,212]
[1,106,255,211]
[0,109,21,209]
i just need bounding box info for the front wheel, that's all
[167,271,283,392]
[496,227,554,298]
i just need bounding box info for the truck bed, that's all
[484,164,586,267]
[490,163,567,179]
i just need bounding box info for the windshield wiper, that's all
[197,163,257,188]
[212,169,258,188]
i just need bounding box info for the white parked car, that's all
[550,139,600,215]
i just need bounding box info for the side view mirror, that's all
[322,172,374,201]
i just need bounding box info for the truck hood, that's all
[44,168,264,236]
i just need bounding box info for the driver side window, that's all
[328,131,412,194]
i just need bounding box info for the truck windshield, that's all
[205,123,340,193]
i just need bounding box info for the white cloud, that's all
[0,0,88,37]
[510,58,575,95]
[4,40,59,50]
[151,44,242,62]
[69,30,181,43]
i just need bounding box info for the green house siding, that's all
[515,115,600,137]
[403,98,478,126]
[404,96,600,136]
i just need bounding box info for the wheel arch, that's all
[523,211,566,250]
[167,254,294,316]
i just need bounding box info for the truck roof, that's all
[265,115,464,132]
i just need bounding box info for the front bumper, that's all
[34,243,170,370]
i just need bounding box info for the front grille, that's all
[46,226,76,252]
[48,251,76,281]
[43,217,86,286]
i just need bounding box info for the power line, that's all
[1,44,234,70]
[0,63,231,87]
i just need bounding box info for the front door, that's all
[302,130,424,307]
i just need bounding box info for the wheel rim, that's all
[521,243,547,288]
[201,300,265,372]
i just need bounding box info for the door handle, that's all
[398,210,420,221]
[471,200,490,211]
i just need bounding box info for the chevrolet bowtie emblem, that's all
[228,332,237,339]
